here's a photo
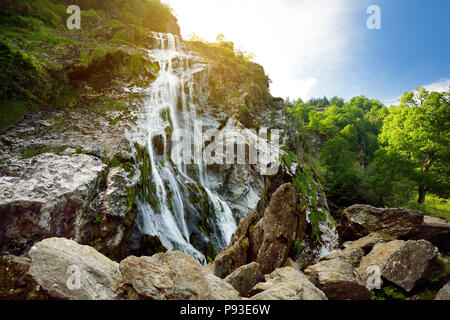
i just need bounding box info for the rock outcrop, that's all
[256,183,304,274]
[208,183,308,277]
[249,267,327,300]
[304,258,372,300]
[0,255,47,300]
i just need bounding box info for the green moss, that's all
[75,146,83,154]
[110,156,120,168]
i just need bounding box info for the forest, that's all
[286,87,450,221]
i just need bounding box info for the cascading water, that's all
[126,32,238,263]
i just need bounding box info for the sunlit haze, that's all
[164,0,450,104]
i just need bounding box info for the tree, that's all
[378,87,450,203]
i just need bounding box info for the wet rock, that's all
[95,167,138,259]
[0,255,48,300]
[119,251,240,300]
[249,267,327,300]
[224,262,263,297]
[339,205,423,241]
[28,238,135,300]
[435,281,450,300]
[342,232,395,251]
[304,258,371,300]
[381,240,438,292]
[0,153,107,255]
[321,246,364,265]
[357,240,404,281]
[256,183,302,274]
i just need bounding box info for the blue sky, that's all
[165,0,450,105]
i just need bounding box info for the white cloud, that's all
[423,78,450,93]
[383,78,450,106]
[164,0,357,100]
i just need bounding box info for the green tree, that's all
[378,87,450,204]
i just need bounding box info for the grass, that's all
[404,194,450,222]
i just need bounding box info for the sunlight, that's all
[164,0,357,100]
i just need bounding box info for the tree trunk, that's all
[418,186,426,204]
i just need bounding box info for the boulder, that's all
[256,183,303,274]
[119,251,240,300]
[250,267,327,300]
[342,232,395,251]
[304,258,371,300]
[435,281,450,300]
[0,153,107,255]
[406,216,450,253]
[357,240,405,281]
[224,262,263,297]
[0,255,48,300]
[339,205,423,241]
[321,246,364,265]
[28,238,134,300]
[381,240,438,292]
[207,211,259,278]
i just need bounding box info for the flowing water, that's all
[126,33,238,263]
[126,32,338,264]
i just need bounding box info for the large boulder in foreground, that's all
[0,153,107,255]
[224,262,263,297]
[119,251,240,300]
[381,240,438,292]
[304,258,371,300]
[339,205,423,241]
[249,267,327,300]
[256,183,304,274]
[28,238,134,300]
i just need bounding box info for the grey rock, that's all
[119,251,241,300]
[250,267,327,300]
[304,258,371,300]
[28,238,134,300]
[381,240,438,292]
[435,281,450,300]
[224,262,263,297]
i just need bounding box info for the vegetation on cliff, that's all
[0,0,178,133]
[187,34,274,128]
[286,87,450,222]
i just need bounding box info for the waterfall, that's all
[126,32,238,264]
